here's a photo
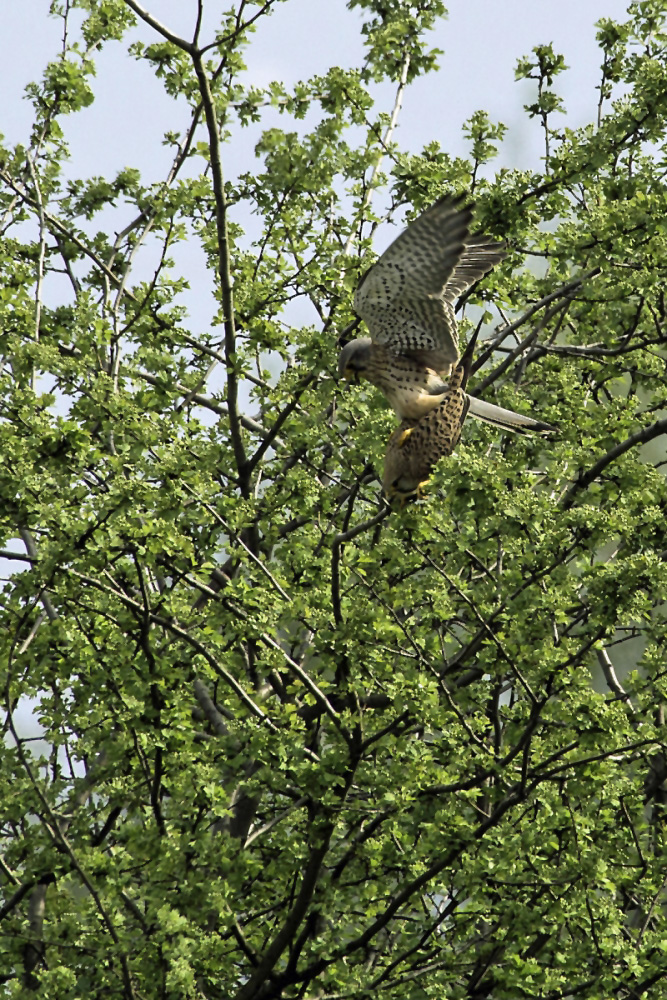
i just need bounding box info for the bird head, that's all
[337,338,373,383]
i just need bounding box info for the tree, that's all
[1,0,667,997]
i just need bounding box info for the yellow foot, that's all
[395,427,414,448]
[386,477,431,508]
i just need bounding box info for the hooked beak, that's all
[341,367,359,385]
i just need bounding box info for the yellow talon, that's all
[396,427,414,448]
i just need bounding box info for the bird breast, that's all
[364,346,450,420]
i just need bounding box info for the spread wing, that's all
[354,194,506,372]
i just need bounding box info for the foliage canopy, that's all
[1,1,667,998]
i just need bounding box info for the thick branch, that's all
[19,530,58,622]
[561,419,667,509]
[191,48,247,486]
[234,828,335,1000]
[597,648,629,700]
[22,885,46,987]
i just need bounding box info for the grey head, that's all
[338,337,373,381]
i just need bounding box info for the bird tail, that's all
[466,395,556,435]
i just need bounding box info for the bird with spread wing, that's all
[339,194,555,501]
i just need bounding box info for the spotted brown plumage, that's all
[382,356,471,501]
[340,194,556,502]
[339,193,507,420]
[381,327,556,501]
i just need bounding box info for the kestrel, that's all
[383,352,471,501]
[383,328,554,501]
[339,193,553,436]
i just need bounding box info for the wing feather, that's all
[354,195,506,370]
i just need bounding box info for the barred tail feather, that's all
[466,395,556,436]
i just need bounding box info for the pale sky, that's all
[3,1,632,185]
[0,0,636,395]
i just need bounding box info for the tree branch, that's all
[331,507,390,626]
[342,50,411,258]
[561,419,667,509]
[245,374,317,474]
[191,48,247,487]
[473,269,600,376]
[259,632,345,734]
[67,568,275,727]
[122,0,193,51]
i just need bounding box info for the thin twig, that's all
[473,297,575,391]
[133,367,269,438]
[0,170,128,290]
[245,374,317,474]
[67,568,274,727]
[259,632,344,734]
[341,51,411,259]
[331,508,391,625]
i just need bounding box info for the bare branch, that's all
[193,678,232,735]
[244,796,309,847]
[199,1,279,55]
[121,0,193,51]
[342,50,411,258]
[259,632,345,734]
[473,269,600,376]
[473,296,573,392]
[597,648,629,700]
[0,550,34,563]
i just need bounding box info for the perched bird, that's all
[382,330,554,502]
[339,193,553,435]
[383,356,470,501]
